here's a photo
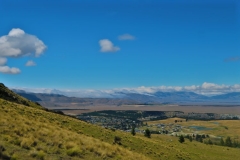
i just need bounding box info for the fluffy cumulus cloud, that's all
[25,60,36,66]
[0,57,7,66]
[123,82,240,96]
[118,34,135,40]
[0,57,20,74]
[0,28,46,74]
[99,39,120,52]
[0,28,46,57]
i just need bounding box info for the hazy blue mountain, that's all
[113,91,240,104]
[154,91,208,100]
[13,89,240,106]
[210,92,240,100]
[117,92,161,104]
[13,90,140,107]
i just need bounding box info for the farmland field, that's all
[147,118,240,142]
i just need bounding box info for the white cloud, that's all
[0,28,46,74]
[8,28,25,37]
[0,66,20,74]
[118,34,135,40]
[202,82,217,89]
[0,57,7,66]
[0,28,47,57]
[25,60,36,66]
[11,82,240,98]
[112,82,240,96]
[99,39,120,52]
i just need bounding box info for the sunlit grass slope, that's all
[1,99,240,160]
[0,98,149,160]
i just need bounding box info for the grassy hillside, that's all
[0,85,239,159]
[1,99,240,160]
[0,98,148,160]
[0,83,43,110]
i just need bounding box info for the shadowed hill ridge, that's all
[0,83,43,109]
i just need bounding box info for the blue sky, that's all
[0,0,240,93]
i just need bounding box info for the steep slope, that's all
[11,90,42,101]
[0,98,149,160]
[0,83,43,109]
[0,99,240,159]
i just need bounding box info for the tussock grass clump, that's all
[29,149,38,157]
[36,150,45,160]
[30,150,45,160]
[65,141,77,149]
[66,147,83,157]
[9,137,21,146]
[10,154,18,160]
[20,138,35,149]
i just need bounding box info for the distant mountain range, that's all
[13,89,240,106]
[12,89,139,107]
[122,91,240,104]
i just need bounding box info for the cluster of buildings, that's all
[78,115,142,130]
[150,123,183,134]
[77,110,240,134]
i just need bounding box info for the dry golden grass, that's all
[0,99,149,160]
[1,98,240,160]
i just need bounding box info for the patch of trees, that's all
[179,135,185,143]
[131,127,136,136]
[204,136,240,148]
[82,110,143,122]
[183,134,209,143]
[144,129,151,138]
[174,120,183,123]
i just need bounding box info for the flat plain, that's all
[55,104,240,115]
[147,118,240,142]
